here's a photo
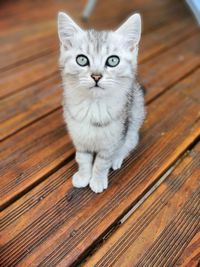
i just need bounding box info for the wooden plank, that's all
[85,0,192,31]
[0,41,199,208]
[140,32,200,102]
[0,51,58,99]
[0,30,57,72]
[174,232,200,267]
[0,0,194,93]
[2,14,193,72]
[0,18,57,71]
[0,69,199,266]
[0,1,84,29]
[3,10,155,73]
[0,51,200,209]
[0,21,55,49]
[1,22,199,140]
[139,17,197,62]
[0,109,74,210]
[84,143,200,267]
[0,0,189,31]
[0,75,61,141]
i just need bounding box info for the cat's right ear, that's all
[57,12,83,48]
[115,13,141,50]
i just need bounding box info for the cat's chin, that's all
[89,86,106,98]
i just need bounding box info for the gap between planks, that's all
[1,30,199,142]
[0,70,200,266]
[83,142,200,267]
[0,7,197,100]
[77,139,200,266]
[0,65,199,208]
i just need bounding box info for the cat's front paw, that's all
[72,171,90,188]
[89,176,108,193]
[112,156,124,170]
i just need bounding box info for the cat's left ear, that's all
[116,13,141,50]
[57,12,83,48]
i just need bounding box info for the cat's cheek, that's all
[63,63,79,76]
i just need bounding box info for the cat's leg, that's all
[112,130,139,170]
[72,151,93,188]
[89,154,112,193]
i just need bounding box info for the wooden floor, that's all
[0,0,200,266]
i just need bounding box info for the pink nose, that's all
[91,74,102,82]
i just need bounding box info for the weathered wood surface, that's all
[0,51,58,99]
[174,232,200,267]
[1,69,199,265]
[0,0,194,98]
[84,143,200,267]
[0,0,199,266]
[0,110,73,210]
[0,17,199,140]
[1,29,200,208]
[0,74,61,140]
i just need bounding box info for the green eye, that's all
[76,55,89,66]
[106,55,120,67]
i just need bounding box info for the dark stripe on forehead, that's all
[86,30,109,54]
[106,44,109,54]
[87,30,93,42]
[87,42,90,54]
[96,32,100,53]
[100,31,109,45]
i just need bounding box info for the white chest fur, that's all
[63,98,124,152]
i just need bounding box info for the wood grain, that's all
[140,32,200,102]
[139,17,197,63]
[0,21,57,72]
[84,143,200,267]
[174,232,200,267]
[0,69,199,266]
[0,0,194,98]
[0,51,58,99]
[0,110,74,210]
[0,74,61,141]
[0,0,190,31]
[1,45,200,209]
[0,21,199,140]
[0,1,199,265]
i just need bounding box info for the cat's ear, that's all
[57,12,83,48]
[116,13,141,50]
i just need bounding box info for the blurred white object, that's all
[82,0,97,20]
[186,0,200,25]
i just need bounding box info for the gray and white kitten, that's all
[57,12,145,193]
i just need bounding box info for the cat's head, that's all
[58,12,141,98]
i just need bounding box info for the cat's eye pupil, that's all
[76,55,89,67]
[106,56,120,67]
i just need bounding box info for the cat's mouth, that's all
[89,85,104,90]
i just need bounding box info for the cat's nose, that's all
[91,74,102,82]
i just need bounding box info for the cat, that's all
[57,12,145,193]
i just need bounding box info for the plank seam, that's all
[147,65,200,105]
[0,48,57,73]
[94,158,199,266]
[38,134,200,266]
[0,70,59,101]
[135,189,200,267]
[0,150,75,211]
